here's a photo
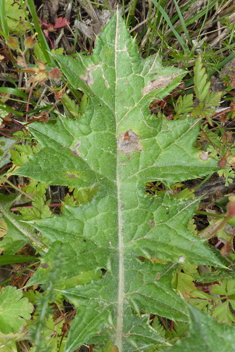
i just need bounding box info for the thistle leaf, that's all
[15,13,223,352]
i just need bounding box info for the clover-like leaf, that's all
[0,286,33,334]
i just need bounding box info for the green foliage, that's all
[0,193,44,254]
[31,314,67,352]
[151,317,166,339]
[1,0,30,34]
[0,337,18,351]
[26,0,54,65]
[62,93,81,119]
[174,94,193,119]
[16,178,51,221]
[23,180,48,197]
[166,321,189,345]
[23,290,42,305]
[0,254,38,265]
[11,131,40,167]
[0,286,33,334]
[29,255,62,352]
[18,193,52,221]
[173,55,223,124]
[194,56,211,103]
[23,287,67,350]
[218,167,235,187]
[64,186,98,207]
[62,92,88,119]
[199,125,235,187]
[172,263,198,297]
[33,42,48,64]
[211,280,235,325]
[193,264,235,284]
[165,304,235,352]
[191,56,223,123]
[0,136,16,168]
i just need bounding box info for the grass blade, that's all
[151,0,187,52]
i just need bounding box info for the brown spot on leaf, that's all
[111,346,119,352]
[218,158,227,168]
[41,263,49,269]
[142,75,178,95]
[66,174,76,178]
[118,129,142,156]
[70,141,81,157]
[65,171,80,179]
[148,219,155,228]
[155,272,161,280]
[123,131,130,141]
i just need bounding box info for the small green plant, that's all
[0,0,30,35]
[211,280,235,325]
[10,133,40,167]
[191,56,223,124]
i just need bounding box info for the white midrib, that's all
[114,12,125,352]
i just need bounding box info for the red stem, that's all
[10,202,62,212]
[26,84,35,122]
[0,131,12,138]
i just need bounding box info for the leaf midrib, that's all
[115,13,125,351]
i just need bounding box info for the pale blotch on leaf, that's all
[148,219,155,228]
[80,62,110,88]
[142,75,178,95]
[178,255,186,263]
[117,129,143,156]
[155,272,161,280]
[65,170,80,179]
[70,141,81,157]
[40,263,49,269]
[0,218,7,238]
[66,173,76,179]
[80,66,95,87]
[199,151,209,161]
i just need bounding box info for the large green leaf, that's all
[16,12,223,352]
